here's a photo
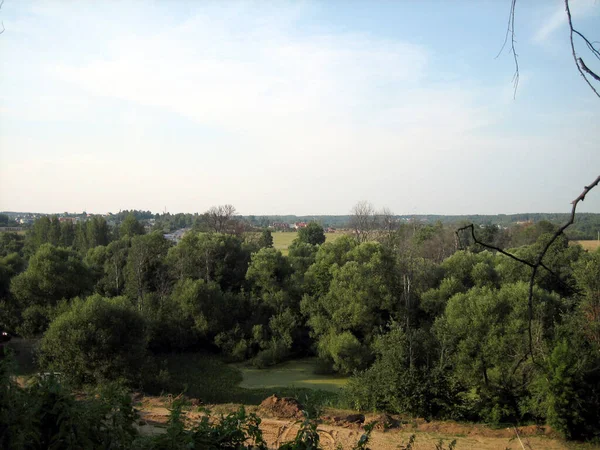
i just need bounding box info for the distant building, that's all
[294,222,308,229]
[271,222,290,231]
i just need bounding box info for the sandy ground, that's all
[135,396,595,450]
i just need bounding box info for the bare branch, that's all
[565,0,600,98]
[496,0,519,98]
[457,175,600,364]
[572,30,600,62]
[579,58,600,83]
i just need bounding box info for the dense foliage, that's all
[1,213,600,440]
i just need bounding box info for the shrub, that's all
[39,294,147,386]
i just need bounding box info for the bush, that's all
[39,294,147,386]
[252,339,290,368]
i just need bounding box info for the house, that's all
[271,222,290,231]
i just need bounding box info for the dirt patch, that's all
[259,395,304,419]
[372,414,399,431]
[134,395,587,450]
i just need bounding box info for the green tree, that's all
[435,282,562,423]
[124,233,171,310]
[120,213,145,238]
[86,216,110,248]
[39,294,147,385]
[297,222,325,246]
[85,238,130,297]
[166,232,250,292]
[258,228,274,248]
[303,241,399,373]
[0,232,25,257]
[11,244,94,309]
[10,244,94,336]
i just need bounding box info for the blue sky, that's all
[0,0,599,215]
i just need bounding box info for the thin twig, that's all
[579,58,600,83]
[565,0,600,98]
[457,175,600,364]
[496,0,519,98]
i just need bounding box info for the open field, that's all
[572,240,600,251]
[272,231,347,255]
[234,357,347,392]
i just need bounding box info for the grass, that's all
[233,357,348,392]
[157,353,342,411]
[572,240,600,251]
[272,232,346,255]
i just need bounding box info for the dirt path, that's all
[135,397,592,450]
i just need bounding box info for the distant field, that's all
[572,240,600,251]
[272,231,346,255]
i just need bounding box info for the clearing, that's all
[272,231,346,255]
[572,240,600,251]
[234,357,347,392]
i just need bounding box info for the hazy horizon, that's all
[1,1,599,216]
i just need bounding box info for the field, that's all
[272,231,346,255]
[234,358,347,392]
[572,240,600,251]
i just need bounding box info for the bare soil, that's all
[134,395,597,449]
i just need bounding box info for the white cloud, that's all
[534,0,597,43]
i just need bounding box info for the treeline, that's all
[1,210,600,440]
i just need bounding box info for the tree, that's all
[10,244,95,336]
[39,294,147,385]
[297,222,325,246]
[258,228,273,248]
[205,204,237,233]
[85,238,130,297]
[349,201,377,243]
[304,241,399,373]
[435,282,563,423]
[120,213,145,238]
[86,216,110,248]
[0,232,24,258]
[124,233,170,310]
[166,232,250,292]
[11,244,94,309]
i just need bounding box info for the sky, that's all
[0,0,599,216]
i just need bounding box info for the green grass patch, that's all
[156,353,343,412]
[234,358,347,392]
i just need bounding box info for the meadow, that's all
[573,240,600,251]
[272,231,346,255]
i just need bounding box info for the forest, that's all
[1,204,599,448]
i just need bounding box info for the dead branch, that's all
[496,0,519,98]
[499,0,600,99]
[579,58,600,83]
[565,0,600,98]
[457,175,600,364]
